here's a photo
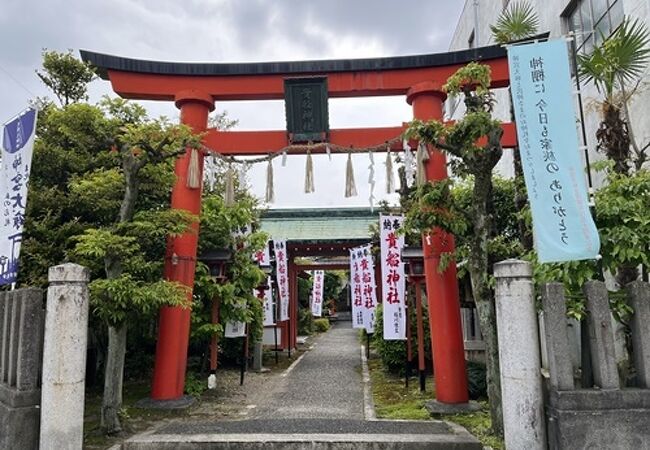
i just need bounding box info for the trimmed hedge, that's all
[314,318,330,332]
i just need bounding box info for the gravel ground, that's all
[251,321,364,420]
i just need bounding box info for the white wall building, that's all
[448,0,650,186]
[450,0,648,362]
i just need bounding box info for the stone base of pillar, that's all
[424,400,481,415]
[0,401,40,450]
[135,395,195,410]
[251,342,270,373]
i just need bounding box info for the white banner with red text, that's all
[380,215,406,340]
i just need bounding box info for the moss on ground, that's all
[84,380,186,449]
[83,348,306,449]
[367,357,503,449]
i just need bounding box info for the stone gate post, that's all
[494,259,546,449]
[39,263,90,450]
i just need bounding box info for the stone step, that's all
[115,419,482,450]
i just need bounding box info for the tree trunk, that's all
[101,324,127,434]
[119,157,140,222]
[598,102,631,175]
[100,155,141,434]
[469,171,503,435]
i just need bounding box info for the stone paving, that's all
[119,319,482,449]
[251,321,365,420]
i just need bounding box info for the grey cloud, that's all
[233,0,464,56]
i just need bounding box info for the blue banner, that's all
[508,40,600,263]
[1,108,37,284]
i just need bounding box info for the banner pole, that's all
[240,324,248,385]
[405,296,411,388]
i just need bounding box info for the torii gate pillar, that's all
[407,82,469,404]
[151,90,214,400]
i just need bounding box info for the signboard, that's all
[311,270,324,317]
[256,278,275,326]
[359,245,377,333]
[1,108,36,285]
[224,300,246,338]
[224,320,246,338]
[273,239,290,321]
[508,40,600,263]
[380,215,406,340]
[350,247,365,329]
[284,77,329,142]
[350,244,377,332]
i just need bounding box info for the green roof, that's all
[260,208,379,242]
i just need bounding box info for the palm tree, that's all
[490,1,539,44]
[578,17,650,175]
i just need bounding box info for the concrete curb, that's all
[281,351,307,378]
[360,344,377,420]
[121,432,482,449]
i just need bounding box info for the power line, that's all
[0,63,39,100]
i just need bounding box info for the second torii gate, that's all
[81,44,517,406]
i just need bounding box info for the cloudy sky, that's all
[0,0,465,208]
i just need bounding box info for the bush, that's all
[184,371,207,398]
[314,318,330,332]
[466,361,487,400]
[371,300,434,375]
[372,304,407,373]
[299,308,315,335]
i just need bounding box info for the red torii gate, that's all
[81,44,516,405]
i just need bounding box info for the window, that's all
[566,0,624,54]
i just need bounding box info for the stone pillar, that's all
[584,280,619,389]
[407,82,468,404]
[40,264,90,450]
[152,90,214,401]
[0,288,44,450]
[628,281,650,387]
[251,342,264,372]
[541,282,574,390]
[494,260,546,450]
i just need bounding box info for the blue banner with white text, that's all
[508,40,600,263]
[1,108,37,284]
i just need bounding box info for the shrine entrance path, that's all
[251,319,364,420]
[121,321,482,449]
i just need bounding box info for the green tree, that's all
[25,50,250,434]
[490,1,539,44]
[190,194,267,364]
[36,50,96,106]
[404,63,505,434]
[73,97,202,434]
[578,18,650,285]
[595,167,650,283]
[578,18,650,175]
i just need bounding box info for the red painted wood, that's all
[410,84,469,404]
[106,57,510,102]
[203,122,518,156]
[151,95,213,400]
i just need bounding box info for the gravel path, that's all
[251,320,364,420]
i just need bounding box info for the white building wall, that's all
[448,0,650,185]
